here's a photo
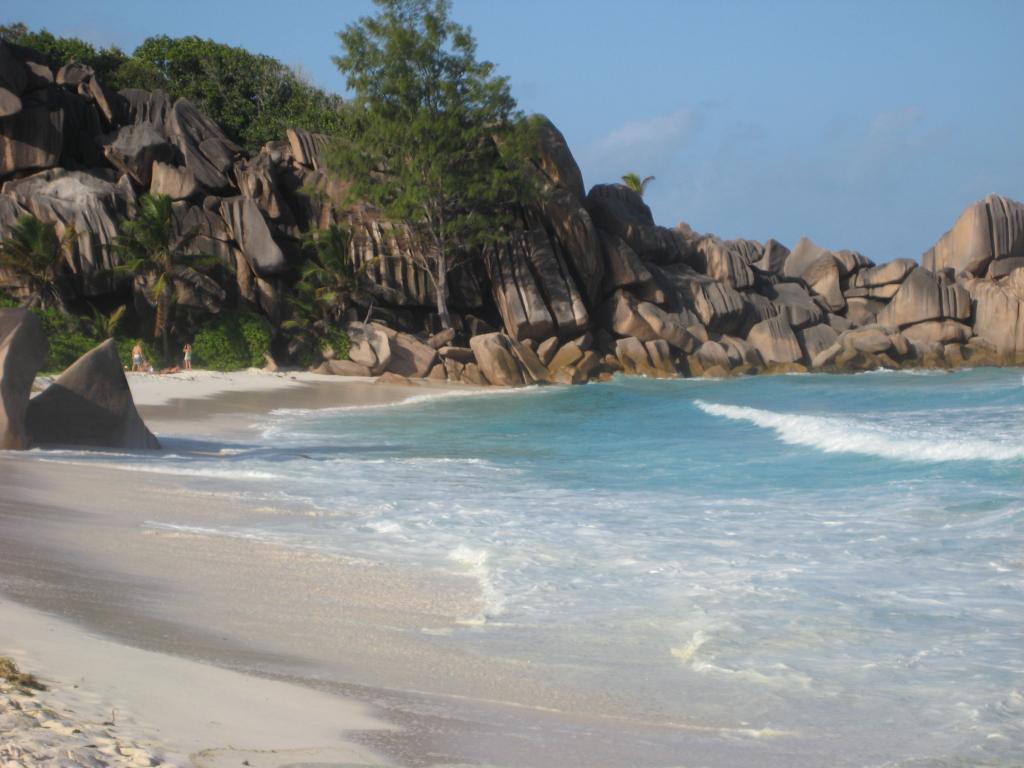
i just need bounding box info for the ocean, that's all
[37,368,1024,766]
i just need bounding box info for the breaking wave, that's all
[694,400,1024,463]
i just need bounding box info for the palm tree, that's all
[0,215,76,312]
[111,194,224,361]
[284,224,367,361]
[621,172,656,197]
[82,303,127,340]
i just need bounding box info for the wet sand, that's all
[0,371,814,767]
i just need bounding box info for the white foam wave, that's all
[38,458,282,481]
[269,384,553,418]
[695,400,1024,462]
[447,544,507,623]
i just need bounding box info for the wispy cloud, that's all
[578,107,704,185]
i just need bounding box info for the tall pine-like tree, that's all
[328,0,536,329]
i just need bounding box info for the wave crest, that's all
[694,400,1024,462]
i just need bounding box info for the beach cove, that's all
[2,367,1023,767]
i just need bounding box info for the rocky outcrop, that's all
[470,332,527,386]
[783,237,848,312]
[746,315,803,365]
[4,169,136,295]
[219,197,288,277]
[923,195,1024,277]
[963,270,1024,361]
[876,267,970,328]
[99,123,175,187]
[0,309,47,449]
[347,322,392,375]
[3,40,1024,388]
[25,339,160,449]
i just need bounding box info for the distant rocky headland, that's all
[1,34,1023,421]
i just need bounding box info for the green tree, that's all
[328,0,537,329]
[1,24,344,148]
[82,303,127,340]
[622,173,655,197]
[0,215,76,312]
[0,25,129,84]
[127,35,345,148]
[284,224,364,363]
[111,194,224,361]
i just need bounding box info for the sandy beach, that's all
[1,371,699,768]
[0,372,448,768]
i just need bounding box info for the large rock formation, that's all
[2,39,1024,387]
[25,339,160,449]
[0,309,47,449]
[923,195,1024,277]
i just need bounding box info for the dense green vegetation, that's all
[0,215,76,312]
[0,23,344,149]
[283,224,361,365]
[111,194,225,361]
[191,311,271,371]
[0,290,110,372]
[328,0,538,328]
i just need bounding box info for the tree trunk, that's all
[435,251,452,329]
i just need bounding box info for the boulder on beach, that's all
[469,332,527,386]
[0,309,47,450]
[25,339,160,449]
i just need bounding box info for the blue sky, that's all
[7,0,1023,262]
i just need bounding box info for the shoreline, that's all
[5,368,1020,767]
[3,370,705,768]
[0,371,446,767]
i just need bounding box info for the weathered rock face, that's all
[531,115,586,202]
[765,281,824,329]
[25,339,160,449]
[585,184,691,265]
[347,322,393,375]
[485,224,589,342]
[0,107,63,175]
[755,238,790,274]
[746,315,803,365]
[543,187,604,304]
[4,169,136,295]
[470,332,526,386]
[219,197,288,277]
[923,195,1024,277]
[696,237,756,289]
[0,41,27,118]
[0,309,47,450]
[963,272,1024,360]
[286,127,328,170]
[5,40,1024,387]
[600,230,654,296]
[784,237,846,312]
[847,258,916,290]
[165,99,240,194]
[99,123,174,186]
[375,324,439,378]
[876,267,970,328]
[797,323,839,361]
[901,319,973,346]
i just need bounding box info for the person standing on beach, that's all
[183,343,193,371]
[131,342,144,372]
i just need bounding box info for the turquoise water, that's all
[42,369,1024,765]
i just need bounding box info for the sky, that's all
[6,0,1024,262]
